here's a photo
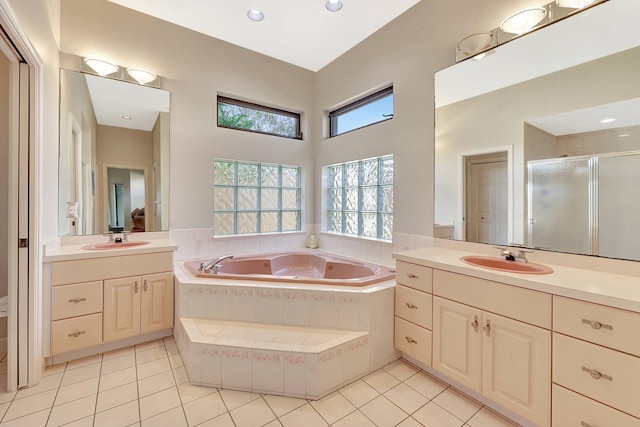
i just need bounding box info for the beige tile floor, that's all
[0,338,519,426]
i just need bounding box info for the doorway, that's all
[465,152,508,245]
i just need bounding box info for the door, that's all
[466,154,508,245]
[482,312,551,427]
[432,297,482,393]
[140,272,173,334]
[103,276,141,342]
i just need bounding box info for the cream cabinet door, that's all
[432,297,482,393]
[140,272,174,334]
[483,312,551,427]
[103,276,141,342]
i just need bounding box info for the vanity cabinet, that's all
[394,261,433,366]
[432,294,551,427]
[552,296,640,425]
[50,252,174,359]
[103,272,174,342]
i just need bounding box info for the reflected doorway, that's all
[105,167,147,233]
[465,152,508,245]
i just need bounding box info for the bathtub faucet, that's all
[199,255,234,273]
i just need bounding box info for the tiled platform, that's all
[0,338,519,426]
[175,318,370,399]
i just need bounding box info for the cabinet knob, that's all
[483,320,491,337]
[405,336,418,344]
[68,330,86,338]
[580,422,592,427]
[581,366,612,381]
[143,280,149,291]
[406,302,418,310]
[406,273,418,279]
[471,316,479,332]
[581,318,613,330]
[68,297,86,304]
[134,281,139,293]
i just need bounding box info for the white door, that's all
[466,155,508,245]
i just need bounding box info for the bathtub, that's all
[184,250,395,286]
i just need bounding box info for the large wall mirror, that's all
[434,0,640,261]
[58,69,170,236]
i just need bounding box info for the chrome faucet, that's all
[495,246,532,263]
[199,255,234,273]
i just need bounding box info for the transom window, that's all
[214,160,302,236]
[329,86,393,137]
[217,96,302,140]
[325,155,393,241]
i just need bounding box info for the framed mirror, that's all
[434,0,640,261]
[58,69,170,236]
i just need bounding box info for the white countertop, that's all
[44,233,178,262]
[393,246,640,313]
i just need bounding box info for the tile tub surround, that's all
[174,261,399,399]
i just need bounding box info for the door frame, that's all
[458,145,514,244]
[0,0,44,390]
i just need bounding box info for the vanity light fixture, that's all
[126,68,158,85]
[457,32,495,61]
[500,7,547,34]
[556,0,596,9]
[83,58,119,76]
[326,0,343,12]
[247,9,264,21]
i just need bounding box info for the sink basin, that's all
[81,241,150,250]
[460,256,553,275]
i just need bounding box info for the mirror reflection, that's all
[58,69,170,236]
[434,0,640,261]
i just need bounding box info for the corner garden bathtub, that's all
[174,250,399,399]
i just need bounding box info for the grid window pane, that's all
[324,155,393,241]
[214,187,235,211]
[214,160,301,235]
[214,161,235,185]
[261,189,279,210]
[238,188,258,210]
[282,211,299,231]
[238,163,258,186]
[261,212,279,233]
[282,167,299,188]
[237,212,258,234]
[261,165,279,187]
[214,213,235,235]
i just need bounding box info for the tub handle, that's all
[406,302,418,310]
[405,336,418,344]
[406,273,418,279]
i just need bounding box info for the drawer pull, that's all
[581,366,612,381]
[406,273,418,279]
[68,330,86,338]
[581,318,613,331]
[471,316,479,332]
[405,336,418,344]
[405,302,418,310]
[580,422,591,427]
[68,297,86,304]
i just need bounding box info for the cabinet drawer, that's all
[552,384,640,427]
[553,333,640,418]
[394,316,432,366]
[51,313,102,354]
[433,270,551,329]
[396,262,432,293]
[51,281,102,320]
[395,285,432,329]
[554,295,640,356]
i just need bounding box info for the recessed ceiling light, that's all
[601,118,616,123]
[122,116,132,120]
[618,133,630,138]
[500,8,547,35]
[326,0,343,12]
[247,9,264,21]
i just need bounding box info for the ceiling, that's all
[107,0,422,72]
[85,73,170,132]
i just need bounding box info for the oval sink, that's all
[460,256,553,275]
[81,241,150,250]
